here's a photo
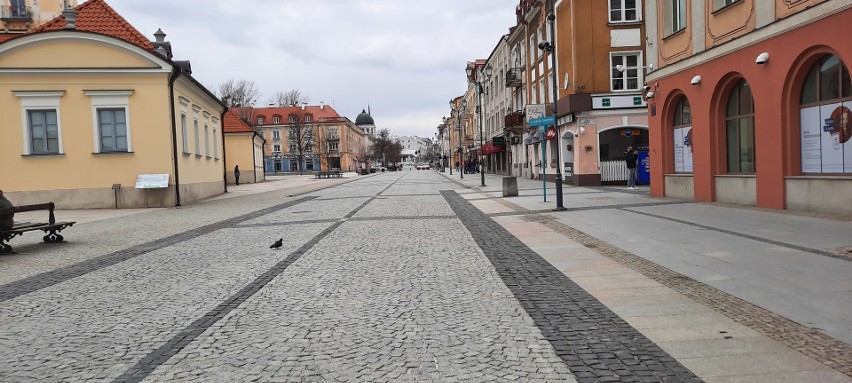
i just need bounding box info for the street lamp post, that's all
[540,0,566,211]
[442,117,451,175]
[467,63,493,187]
[450,99,468,179]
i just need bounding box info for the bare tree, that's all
[371,128,393,166]
[268,89,310,107]
[286,112,314,175]
[218,79,260,107]
[353,147,370,172]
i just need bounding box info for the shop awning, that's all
[481,141,505,154]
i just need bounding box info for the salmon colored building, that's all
[645,1,852,215]
[223,110,265,185]
[234,104,368,173]
[0,0,227,208]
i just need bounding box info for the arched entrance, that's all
[561,130,576,182]
[598,126,649,184]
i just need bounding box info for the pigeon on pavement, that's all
[270,238,283,249]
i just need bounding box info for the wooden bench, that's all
[314,170,343,179]
[0,202,75,254]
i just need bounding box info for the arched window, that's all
[305,114,312,123]
[257,116,264,125]
[672,97,693,173]
[288,115,296,124]
[725,80,755,173]
[799,55,852,174]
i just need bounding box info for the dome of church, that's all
[355,109,375,126]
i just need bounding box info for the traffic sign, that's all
[529,115,555,127]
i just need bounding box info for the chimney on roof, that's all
[268,103,274,107]
[154,28,166,44]
[62,3,78,30]
[320,102,324,110]
[153,29,170,57]
[301,103,306,111]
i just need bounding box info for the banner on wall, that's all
[801,102,852,173]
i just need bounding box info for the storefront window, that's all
[800,55,852,173]
[725,80,755,173]
[672,97,692,173]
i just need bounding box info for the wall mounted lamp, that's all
[756,52,769,65]
[617,63,655,73]
[691,75,702,85]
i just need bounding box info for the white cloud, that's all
[101,0,517,138]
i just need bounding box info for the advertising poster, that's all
[844,101,852,172]
[820,103,845,173]
[800,106,822,173]
[673,126,693,173]
[801,102,852,173]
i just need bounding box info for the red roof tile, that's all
[252,105,342,123]
[0,34,17,43]
[223,110,256,134]
[30,0,154,51]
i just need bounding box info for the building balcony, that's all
[504,111,525,129]
[1,5,32,21]
[505,68,523,88]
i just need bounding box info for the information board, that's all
[135,174,170,189]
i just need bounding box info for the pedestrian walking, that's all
[234,165,241,185]
[625,146,638,190]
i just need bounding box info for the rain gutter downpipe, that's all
[168,66,182,206]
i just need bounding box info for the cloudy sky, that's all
[103,0,519,138]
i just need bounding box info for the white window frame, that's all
[664,0,687,36]
[179,98,190,154]
[531,83,538,104]
[609,51,643,92]
[609,0,642,23]
[713,0,739,11]
[203,112,211,157]
[14,91,66,155]
[84,90,134,153]
[273,116,280,124]
[212,117,219,159]
[193,106,201,155]
[257,116,264,125]
[272,130,281,139]
[273,144,281,153]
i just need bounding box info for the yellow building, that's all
[0,0,226,208]
[224,110,265,185]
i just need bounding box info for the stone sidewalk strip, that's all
[0,196,317,303]
[442,190,703,382]
[623,208,850,261]
[523,213,852,378]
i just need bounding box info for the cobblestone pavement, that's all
[2,171,595,382]
[8,169,848,382]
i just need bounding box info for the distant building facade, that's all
[240,104,367,173]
